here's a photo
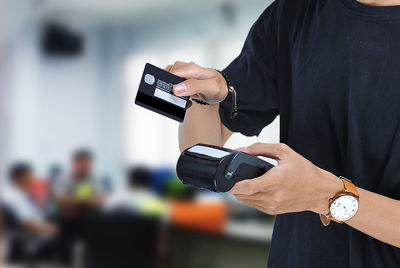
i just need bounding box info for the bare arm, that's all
[347,188,400,247]
[178,103,232,151]
[166,61,233,151]
[229,143,400,248]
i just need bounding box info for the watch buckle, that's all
[320,214,331,226]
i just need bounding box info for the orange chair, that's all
[170,201,228,234]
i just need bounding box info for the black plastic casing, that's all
[176,144,274,192]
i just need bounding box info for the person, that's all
[166,0,400,267]
[2,163,58,262]
[2,163,57,237]
[105,166,168,218]
[53,150,102,265]
[55,149,102,216]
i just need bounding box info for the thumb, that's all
[173,78,218,98]
[242,143,291,161]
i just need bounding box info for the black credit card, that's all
[135,63,189,122]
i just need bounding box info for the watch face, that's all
[330,195,359,221]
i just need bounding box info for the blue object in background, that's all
[151,167,175,194]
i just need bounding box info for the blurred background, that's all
[0,0,279,267]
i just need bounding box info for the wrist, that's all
[215,71,229,100]
[215,69,237,118]
[312,169,343,214]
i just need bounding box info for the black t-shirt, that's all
[219,0,400,267]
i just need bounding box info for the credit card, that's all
[135,63,189,122]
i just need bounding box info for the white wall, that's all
[3,24,126,181]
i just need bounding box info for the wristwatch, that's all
[320,176,359,226]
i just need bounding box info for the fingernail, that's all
[174,83,187,94]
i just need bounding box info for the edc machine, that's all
[176,144,274,192]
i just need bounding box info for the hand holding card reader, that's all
[176,144,275,192]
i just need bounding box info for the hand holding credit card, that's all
[135,63,189,122]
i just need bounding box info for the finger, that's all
[165,65,173,72]
[229,179,254,195]
[229,178,265,195]
[235,147,248,152]
[244,143,291,160]
[237,198,268,210]
[238,199,284,215]
[229,168,277,195]
[168,61,186,75]
[233,191,272,201]
[169,62,210,80]
[236,198,279,214]
[173,78,219,97]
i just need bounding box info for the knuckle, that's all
[249,142,262,151]
[278,143,289,153]
[189,66,198,75]
[185,80,194,91]
[187,62,197,71]
[267,168,280,181]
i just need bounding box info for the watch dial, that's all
[330,195,359,221]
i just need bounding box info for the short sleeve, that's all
[219,2,279,137]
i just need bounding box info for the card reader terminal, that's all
[176,143,275,192]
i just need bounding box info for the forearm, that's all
[179,102,230,151]
[228,143,400,248]
[167,61,232,151]
[346,188,400,248]
[317,172,400,247]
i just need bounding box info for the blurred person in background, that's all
[50,149,103,266]
[2,163,58,263]
[2,163,57,237]
[168,0,400,267]
[55,149,103,217]
[106,166,168,218]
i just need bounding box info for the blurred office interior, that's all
[0,0,279,267]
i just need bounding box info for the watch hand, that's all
[335,207,345,212]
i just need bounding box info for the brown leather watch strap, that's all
[340,176,359,197]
